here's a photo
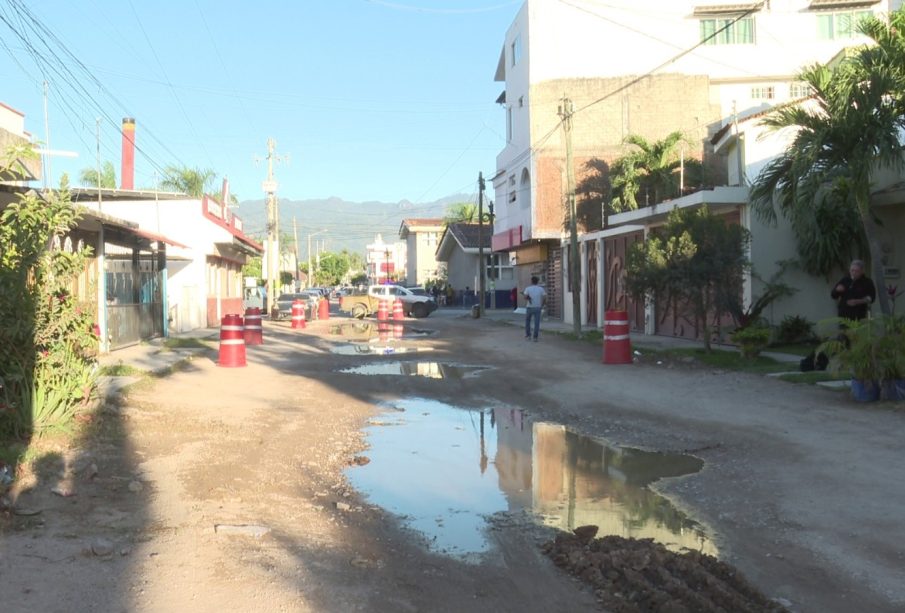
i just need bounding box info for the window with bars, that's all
[789,82,814,98]
[751,86,775,100]
[700,17,755,45]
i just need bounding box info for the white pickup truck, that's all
[340,284,438,318]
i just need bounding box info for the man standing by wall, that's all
[523,276,546,342]
[831,259,876,321]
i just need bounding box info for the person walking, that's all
[831,259,876,321]
[523,276,546,341]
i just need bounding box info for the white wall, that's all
[82,197,232,332]
[526,0,888,100]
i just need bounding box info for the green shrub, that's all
[776,315,815,344]
[0,146,97,437]
[731,325,772,359]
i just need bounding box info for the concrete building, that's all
[491,0,902,324]
[399,218,445,286]
[366,233,406,285]
[76,191,262,332]
[436,223,516,307]
[0,101,41,184]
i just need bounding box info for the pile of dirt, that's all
[542,527,786,612]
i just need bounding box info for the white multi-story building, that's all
[399,218,445,286]
[492,0,901,323]
[366,234,407,285]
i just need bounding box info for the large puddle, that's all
[348,399,713,559]
[339,362,489,379]
[328,322,435,341]
[330,344,434,356]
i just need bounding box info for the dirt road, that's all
[2,311,903,612]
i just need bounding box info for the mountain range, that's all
[235,194,472,256]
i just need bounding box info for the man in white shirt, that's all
[523,276,546,342]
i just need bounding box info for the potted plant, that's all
[875,315,905,401]
[730,325,771,359]
[817,316,905,402]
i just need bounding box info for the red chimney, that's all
[121,117,135,190]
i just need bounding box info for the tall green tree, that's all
[79,161,116,188]
[159,164,216,197]
[750,10,905,315]
[625,207,750,351]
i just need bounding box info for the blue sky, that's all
[0,0,520,204]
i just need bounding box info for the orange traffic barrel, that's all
[244,307,263,345]
[603,310,632,364]
[377,299,389,321]
[392,298,404,320]
[291,299,306,329]
[318,296,330,320]
[218,314,247,367]
[393,323,404,339]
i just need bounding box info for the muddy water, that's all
[329,344,434,356]
[328,322,435,341]
[339,362,489,379]
[348,399,713,559]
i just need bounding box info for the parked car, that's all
[340,284,438,318]
[272,292,320,320]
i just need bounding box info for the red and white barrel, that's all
[291,299,306,329]
[603,310,632,364]
[318,296,330,321]
[392,298,404,320]
[378,322,390,343]
[244,307,263,345]
[377,299,389,322]
[218,314,247,367]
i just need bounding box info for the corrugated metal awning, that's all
[692,3,760,16]
[808,0,879,8]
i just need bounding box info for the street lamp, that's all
[307,229,327,288]
[384,249,391,285]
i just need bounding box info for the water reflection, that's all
[329,344,434,356]
[348,399,713,559]
[339,362,489,379]
[328,322,435,341]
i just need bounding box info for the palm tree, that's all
[750,11,905,315]
[610,131,689,212]
[159,164,215,197]
[444,202,479,223]
[79,161,116,188]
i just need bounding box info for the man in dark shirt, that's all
[831,259,876,320]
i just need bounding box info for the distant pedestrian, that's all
[510,286,518,309]
[446,285,454,307]
[523,276,546,342]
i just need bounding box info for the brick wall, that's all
[528,74,724,236]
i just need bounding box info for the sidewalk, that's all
[96,328,219,399]
[477,308,802,364]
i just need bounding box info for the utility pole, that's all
[477,172,486,318]
[258,138,285,309]
[96,118,102,213]
[293,216,300,288]
[559,96,581,337]
[43,81,51,189]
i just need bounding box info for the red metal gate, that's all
[586,241,598,327]
[603,232,644,332]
